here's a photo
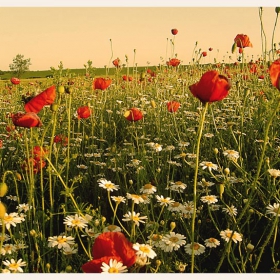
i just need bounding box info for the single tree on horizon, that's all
[9,54,31,78]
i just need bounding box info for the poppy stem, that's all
[190,102,209,273]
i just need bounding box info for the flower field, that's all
[0,28,280,274]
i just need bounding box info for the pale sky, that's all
[0,1,279,71]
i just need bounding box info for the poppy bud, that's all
[58,85,65,94]
[171,28,178,35]
[231,42,237,53]
[0,202,6,219]
[50,103,58,112]
[0,182,8,197]
[275,7,280,13]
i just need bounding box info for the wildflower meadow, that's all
[0,8,280,274]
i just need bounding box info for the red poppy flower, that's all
[82,232,136,273]
[124,108,143,122]
[54,134,68,146]
[112,58,121,68]
[21,157,46,174]
[122,75,133,81]
[269,58,280,90]
[93,78,112,90]
[33,146,48,161]
[189,70,231,103]
[10,77,20,85]
[12,112,42,128]
[24,85,56,113]
[234,34,253,48]
[167,101,180,112]
[166,58,180,67]
[77,106,91,119]
[202,51,207,57]
[171,28,178,35]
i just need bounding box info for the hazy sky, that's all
[0,1,279,71]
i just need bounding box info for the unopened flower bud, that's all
[170,221,176,232]
[0,182,8,197]
[213,148,219,154]
[246,243,254,252]
[224,168,230,175]
[0,202,6,219]
[65,265,72,273]
[129,180,133,185]
[94,219,100,226]
[30,229,37,237]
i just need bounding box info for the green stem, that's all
[190,102,209,273]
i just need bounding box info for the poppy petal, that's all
[24,85,56,113]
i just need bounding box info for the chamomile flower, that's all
[0,212,23,230]
[133,243,157,259]
[200,161,218,172]
[62,246,78,255]
[103,225,122,232]
[111,196,126,204]
[126,193,144,204]
[266,203,280,217]
[16,203,32,213]
[204,238,220,248]
[184,242,206,255]
[2,258,26,273]
[98,179,119,192]
[168,181,187,193]
[222,205,238,216]
[1,244,16,255]
[160,232,186,252]
[63,214,88,229]
[223,149,240,161]
[268,169,280,178]
[101,259,128,273]
[140,183,157,194]
[220,229,242,243]
[155,195,175,206]
[48,235,75,250]
[122,211,148,226]
[200,195,218,205]
[168,201,183,212]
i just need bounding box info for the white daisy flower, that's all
[200,195,218,204]
[111,196,126,204]
[160,232,186,252]
[266,203,280,217]
[200,161,218,172]
[133,243,157,259]
[48,235,75,250]
[268,169,280,178]
[122,211,148,226]
[168,181,187,193]
[223,149,240,161]
[101,259,128,273]
[0,212,23,230]
[155,195,175,206]
[140,183,157,194]
[126,193,144,204]
[103,225,122,232]
[204,237,220,248]
[63,214,88,229]
[2,258,26,273]
[98,179,119,192]
[185,242,206,255]
[222,205,238,216]
[220,229,242,243]
[16,203,32,213]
